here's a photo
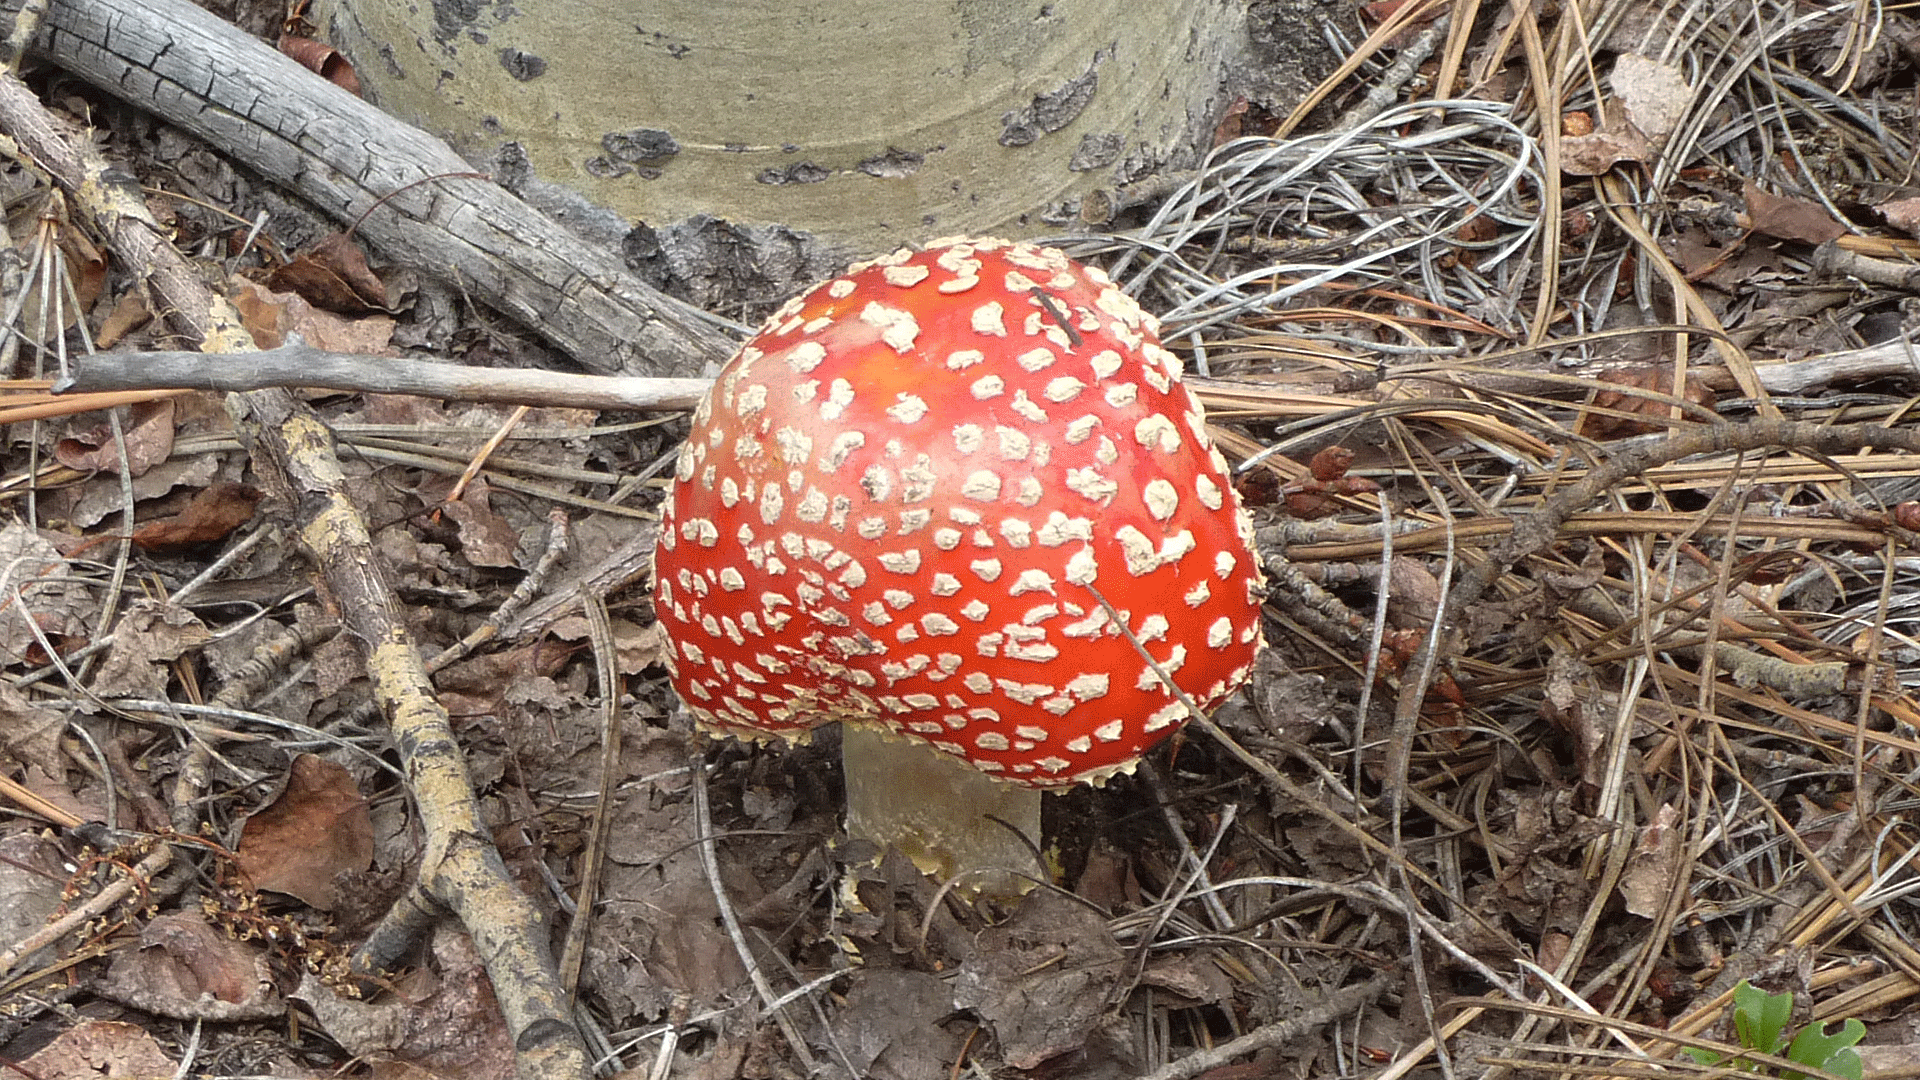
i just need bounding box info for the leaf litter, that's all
[7,0,1920,1076]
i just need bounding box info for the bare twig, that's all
[56,344,710,411]
[1132,974,1389,1080]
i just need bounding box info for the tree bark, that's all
[313,0,1251,304]
[4,0,736,377]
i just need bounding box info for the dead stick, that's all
[58,339,1920,416]
[58,344,710,412]
[1134,974,1389,1080]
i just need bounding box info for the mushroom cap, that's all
[653,237,1263,788]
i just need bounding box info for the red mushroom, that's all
[652,237,1263,885]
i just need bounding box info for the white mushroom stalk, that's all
[652,237,1264,888]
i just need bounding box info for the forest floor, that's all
[6,1,1920,1079]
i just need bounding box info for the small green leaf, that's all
[1782,1018,1866,1080]
[1733,980,1796,1056]
[1684,1047,1733,1069]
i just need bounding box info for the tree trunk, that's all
[310,0,1252,305]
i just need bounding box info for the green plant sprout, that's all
[1683,980,1865,1080]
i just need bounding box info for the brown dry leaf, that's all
[1560,129,1652,176]
[310,624,369,699]
[0,680,66,776]
[1742,181,1846,244]
[1619,802,1684,918]
[23,762,99,823]
[1282,488,1341,519]
[231,279,397,354]
[54,397,176,476]
[89,599,210,700]
[612,619,669,674]
[433,642,574,702]
[1540,650,1606,793]
[1212,95,1250,146]
[132,482,265,552]
[277,34,362,95]
[0,826,66,945]
[294,925,515,1080]
[17,1019,176,1078]
[94,290,154,348]
[1307,445,1355,483]
[1875,194,1920,236]
[440,478,519,568]
[1578,365,1718,439]
[584,729,749,1019]
[1612,53,1691,147]
[0,832,67,970]
[1449,213,1499,268]
[64,452,222,530]
[94,911,283,1020]
[545,615,666,675]
[830,969,966,1079]
[265,231,389,313]
[1386,555,1443,628]
[952,888,1126,1069]
[64,225,106,309]
[234,754,374,910]
[1072,836,1143,911]
[1664,224,1785,290]
[1139,953,1235,1005]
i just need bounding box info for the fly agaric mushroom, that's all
[652,237,1263,886]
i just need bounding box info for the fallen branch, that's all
[59,336,1920,418]
[58,344,710,412]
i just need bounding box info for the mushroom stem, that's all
[840,724,1042,896]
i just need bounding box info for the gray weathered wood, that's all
[59,343,712,411]
[10,0,737,377]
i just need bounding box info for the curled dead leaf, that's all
[97,911,283,1020]
[277,34,361,95]
[6,202,106,345]
[18,1021,177,1078]
[1233,466,1281,507]
[264,231,390,313]
[1560,129,1652,176]
[231,279,397,354]
[1308,445,1356,482]
[1875,194,1920,237]
[54,398,176,476]
[132,482,264,552]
